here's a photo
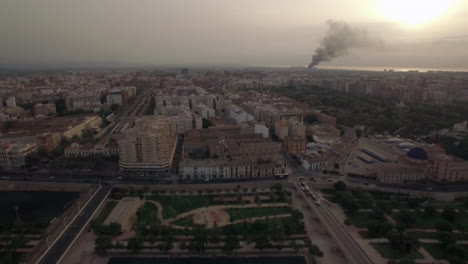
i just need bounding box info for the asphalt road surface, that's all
[298,182,374,264]
[37,184,111,264]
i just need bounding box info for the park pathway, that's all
[145,200,291,229]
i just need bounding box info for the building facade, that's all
[118,116,177,173]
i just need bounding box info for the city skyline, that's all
[2,0,468,69]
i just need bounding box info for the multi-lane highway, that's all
[37,184,112,264]
[296,181,374,264]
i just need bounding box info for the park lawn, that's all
[393,210,468,229]
[429,203,467,210]
[137,202,158,226]
[171,216,193,227]
[407,231,439,240]
[347,212,388,228]
[0,252,25,264]
[391,211,442,229]
[226,207,293,222]
[455,211,468,226]
[95,201,117,224]
[375,200,411,210]
[223,216,305,235]
[149,195,212,219]
[421,243,446,260]
[371,243,423,260]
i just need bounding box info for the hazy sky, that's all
[2,0,468,68]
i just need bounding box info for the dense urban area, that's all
[1,67,468,264]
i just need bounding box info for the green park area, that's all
[226,207,294,222]
[92,184,321,259]
[322,181,468,263]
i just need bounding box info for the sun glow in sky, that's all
[381,0,455,27]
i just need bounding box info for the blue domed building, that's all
[406,147,428,161]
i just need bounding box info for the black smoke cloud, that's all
[308,20,383,68]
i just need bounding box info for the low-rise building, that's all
[64,138,119,158]
[432,154,468,183]
[284,136,307,155]
[33,103,56,117]
[36,132,61,152]
[0,141,37,171]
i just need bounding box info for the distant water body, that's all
[317,65,468,73]
[258,65,468,73]
[108,257,307,264]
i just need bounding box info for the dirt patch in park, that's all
[192,208,230,228]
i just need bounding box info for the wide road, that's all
[37,184,112,264]
[297,182,374,264]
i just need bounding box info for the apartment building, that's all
[118,116,177,173]
[0,141,37,171]
[33,103,56,117]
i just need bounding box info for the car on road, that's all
[49,176,55,179]
[315,201,321,206]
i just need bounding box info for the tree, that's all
[289,240,300,253]
[436,232,457,247]
[397,209,415,228]
[272,183,283,192]
[436,220,453,232]
[335,191,360,214]
[304,114,317,124]
[423,206,436,217]
[95,237,112,254]
[254,193,261,204]
[189,225,208,253]
[159,231,175,253]
[127,237,143,253]
[333,180,346,191]
[309,244,324,257]
[375,201,392,215]
[303,238,312,247]
[372,207,386,222]
[356,129,363,138]
[446,244,468,264]
[54,99,67,114]
[357,190,375,208]
[387,233,415,254]
[367,221,393,238]
[202,118,212,128]
[222,235,241,252]
[208,224,222,246]
[110,104,120,111]
[254,234,269,251]
[407,198,419,209]
[107,222,122,236]
[442,206,457,222]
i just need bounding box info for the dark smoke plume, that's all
[308,20,382,68]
